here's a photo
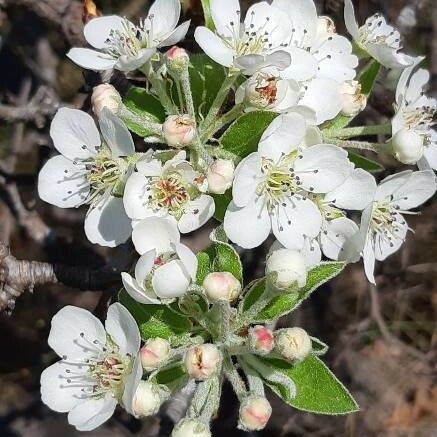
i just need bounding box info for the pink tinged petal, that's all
[194,27,234,67]
[324,168,377,210]
[48,305,106,360]
[224,197,271,249]
[280,47,318,81]
[105,303,141,356]
[295,144,352,193]
[122,356,143,415]
[374,213,408,262]
[176,243,198,280]
[84,196,132,247]
[320,217,359,261]
[84,15,125,49]
[152,260,191,298]
[121,272,160,304]
[98,108,134,157]
[132,216,180,254]
[116,48,156,72]
[178,195,215,234]
[148,0,181,40]
[363,236,376,284]
[38,156,89,208]
[232,152,262,207]
[135,251,156,285]
[159,20,191,47]
[67,395,117,432]
[67,48,117,71]
[210,0,240,38]
[50,108,100,161]
[271,196,322,248]
[343,0,359,39]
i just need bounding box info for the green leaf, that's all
[220,111,278,158]
[154,364,187,386]
[212,190,232,222]
[196,251,211,285]
[359,60,381,96]
[311,337,329,356]
[260,356,359,415]
[119,291,192,341]
[200,0,215,30]
[239,278,266,313]
[348,152,384,173]
[254,262,345,322]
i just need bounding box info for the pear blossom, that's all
[194,0,292,75]
[359,170,437,283]
[224,113,353,249]
[123,150,215,233]
[38,107,134,247]
[344,0,413,69]
[40,303,142,431]
[121,216,197,304]
[238,395,272,431]
[68,0,190,72]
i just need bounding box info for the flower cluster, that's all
[38,0,436,434]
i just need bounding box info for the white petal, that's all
[210,0,240,38]
[132,216,180,254]
[152,260,190,298]
[136,156,163,176]
[84,196,132,247]
[122,356,143,415]
[422,138,437,171]
[68,395,117,431]
[194,27,234,67]
[375,170,413,201]
[116,48,156,72]
[123,172,153,220]
[374,214,408,261]
[232,152,262,207]
[295,144,352,193]
[121,272,160,304]
[135,251,155,285]
[67,48,117,71]
[363,236,376,284]
[343,0,359,39]
[262,51,292,71]
[302,238,322,268]
[366,44,413,70]
[50,108,100,161]
[324,168,377,210]
[98,108,135,157]
[405,68,430,103]
[84,16,125,49]
[280,47,318,81]
[159,20,191,47]
[395,58,424,104]
[48,305,106,359]
[148,0,181,40]
[105,303,140,356]
[224,197,271,248]
[38,156,89,208]
[178,195,215,233]
[176,243,198,280]
[234,54,267,75]
[320,217,359,261]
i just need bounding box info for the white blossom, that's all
[38,107,134,247]
[68,0,189,72]
[40,303,141,431]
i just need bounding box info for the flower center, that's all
[253,76,278,107]
[402,105,435,131]
[358,14,400,49]
[311,194,344,221]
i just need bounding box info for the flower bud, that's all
[266,248,307,289]
[162,115,196,148]
[132,381,168,418]
[340,80,367,117]
[206,159,235,194]
[140,338,171,371]
[275,327,312,362]
[185,344,221,380]
[202,271,241,301]
[165,46,190,71]
[172,418,211,437]
[391,128,424,164]
[249,325,274,355]
[239,395,272,431]
[91,83,122,115]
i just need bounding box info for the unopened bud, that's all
[317,16,336,37]
[207,159,235,194]
[132,381,169,418]
[249,325,274,355]
[165,46,190,71]
[162,115,196,148]
[171,418,211,437]
[275,327,312,362]
[140,338,170,371]
[266,248,307,289]
[391,128,424,164]
[203,271,241,301]
[340,80,367,117]
[91,83,122,115]
[185,344,221,380]
[239,395,272,431]
[244,73,280,109]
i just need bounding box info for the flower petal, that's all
[122,356,143,415]
[121,272,160,304]
[194,27,234,67]
[116,48,156,72]
[123,172,155,220]
[159,20,191,47]
[210,0,240,38]
[343,0,359,39]
[232,152,262,207]
[280,47,318,81]
[148,0,181,40]
[302,238,322,268]
[176,243,198,280]
[152,260,190,298]
[178,195,215,233]
[67,48,117,71]
[363,236,376,284]
[135,251,155,285]
[84,16,125,49]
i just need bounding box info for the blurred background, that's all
[0,0,436,436]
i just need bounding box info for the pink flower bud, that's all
[140,338,170,371]
[239,395,272,431]
[91,83,122,115]
[202,271,241,301]
[249,325,274,355]
[206,159,235,194]
[162,115,196,148]
[185,344,221,381]
[275,327,312,362]
[165,46,190,70]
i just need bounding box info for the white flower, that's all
[392,61,437,167]
[194,0,292,75]
[67,0,190,72]
[172,418,211,437]
[275,327,312,361]
[162,115,196,148]
[185,344,221,381]
[38,107,134,247]
[121,216,197,304]
[340,80,367,117]
[344,0,413,69]
[123,150,215,233]
[358,170,437,283]
[40,303,142,431]
[224,113,353,249]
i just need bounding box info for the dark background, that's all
[0,0,436,436]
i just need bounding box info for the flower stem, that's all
[201,104,244,142]
[223,353,247,401]
[180,66,196,120]
[119,106,163,137]
[326,138,388,152]
[324,122,392,139]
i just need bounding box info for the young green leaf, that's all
[348,152,384,173]
[196,251,212,285]
[212,190,232,222]
[200,0,215,31]
[311,337,329,356]
[260,356,359,415]
[239,278,266,313]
